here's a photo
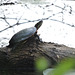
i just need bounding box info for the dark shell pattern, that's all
[9,27,37,45]
[8,20,43,47]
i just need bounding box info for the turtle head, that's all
[35,20,43,30]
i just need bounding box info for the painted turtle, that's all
[7,20,43,48]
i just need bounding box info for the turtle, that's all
[7,20,43,48]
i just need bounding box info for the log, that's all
[0,35,75,72]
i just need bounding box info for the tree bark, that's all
[0,36,75,71]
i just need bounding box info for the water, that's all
[43,69,75,75]
[0,1,75,48]
[0,1,75,74]
[19,0,55,4]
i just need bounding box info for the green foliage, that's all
[35,57,75,75]
[35,57,49,71]
[50,58,75,75]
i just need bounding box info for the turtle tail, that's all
[35,20,43,30]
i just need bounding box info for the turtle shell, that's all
[9,27,37,47]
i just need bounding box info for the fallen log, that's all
[0,36,75,71]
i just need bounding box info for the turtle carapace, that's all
[7,20,43,48]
